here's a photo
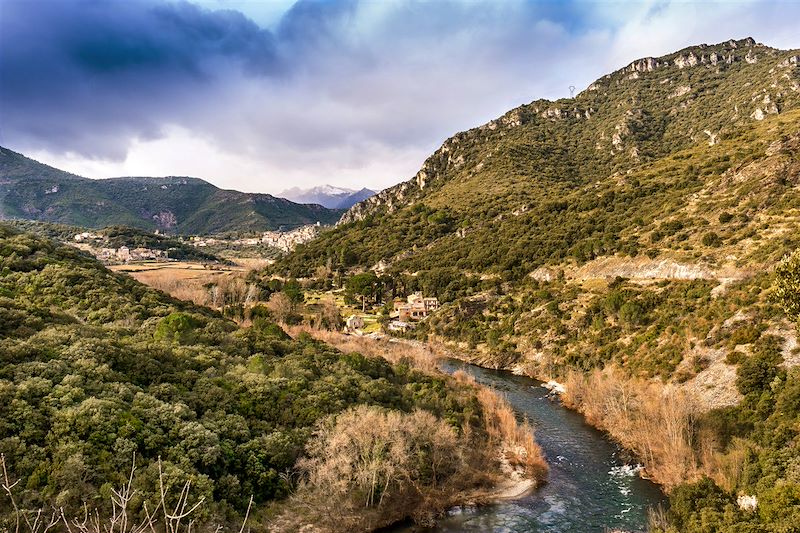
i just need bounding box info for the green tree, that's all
[775,250,800,322]
[736,337,784,396]
[345,272,379,312]
[282,278,305,305]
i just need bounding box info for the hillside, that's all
[0,147,344,234]
[281,184,376,209]
[269,38,800,531]
[275,38,799,277]
[0,223,547,530]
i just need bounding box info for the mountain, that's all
[275,37,800,277]
[280,184,376,209]
[270,38,800,531]
[0,146,345,234]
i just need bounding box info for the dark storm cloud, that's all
[0,0,279,157]
[2,0,800,192]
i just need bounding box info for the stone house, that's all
[394,292,440,322]
[345,315,365,332]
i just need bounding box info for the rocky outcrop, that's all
[626,57,661,73]
[571,256,751,282]
[338,37,798,227]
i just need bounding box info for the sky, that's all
[1,0,800,195]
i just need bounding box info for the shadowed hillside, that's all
[0,147,344,234]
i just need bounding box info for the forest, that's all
[0,224,544,531]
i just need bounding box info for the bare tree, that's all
[1,454,252,533]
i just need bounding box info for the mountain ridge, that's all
[339,37,799,226]
[0,146,345,234]
[281,184,376,209]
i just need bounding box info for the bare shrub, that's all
[266,292,295,324]
[1,454,252,533]
[284,326,439,373]
[309,300,344,331]
[456,372,548,483]
[562,368,700,488]
[290,406,464,531]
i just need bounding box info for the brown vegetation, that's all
[289,327,547,479]
[119,263,262,314]
[454,371,548,482]
[287,406,479,531]
[561,368,702,489]
[284,327,440,373]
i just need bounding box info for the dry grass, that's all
[454,371,548,483]
[115,262,261,311]
[561,368,701,489]
[284,326,440,373]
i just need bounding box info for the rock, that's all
[674,52,700,69]
[416,170,428,189]
[778,55,799,68]
[529,267,557,282]
[542,380,566,395]
[737,494,757,511]
[669,85,692,98]
[626,57,660,73]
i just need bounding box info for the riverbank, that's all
[285,327,548,498]
[278,327,667,531]
[417,335,707,492]
[338,331,682,491]
[420,358,668,531]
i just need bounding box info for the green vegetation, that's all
[655,255,800,531]
[0,147,343,234]
[662,336,800,532]
[101,225,224,262]
[266,39,800,532]
[775,250,800,322]
[8,220,225,263]
[272,40,800,280]
[0,224,500,529]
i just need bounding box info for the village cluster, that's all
[72,232,168,263]
[190,223,322,253]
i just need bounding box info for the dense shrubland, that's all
[265,49,800,529]
[0,225,543,530]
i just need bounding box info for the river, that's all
[415,358,668,532]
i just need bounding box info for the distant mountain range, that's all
[280,184,376,209]
[0,146,344,234]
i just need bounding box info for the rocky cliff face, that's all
[339,38,800,225]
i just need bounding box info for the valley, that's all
[260,37,800,532]
[3,31,800,533]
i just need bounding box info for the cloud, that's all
[2,0,800,193]
[0,0,279,158]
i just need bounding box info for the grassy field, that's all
[110,260,252,309]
